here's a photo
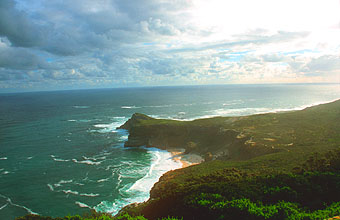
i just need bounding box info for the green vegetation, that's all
[18,100,340,220]
[119,100,340,219]
[122,148,340,219]
[119,100,340,162]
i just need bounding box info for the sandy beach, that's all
[169,148,204,168]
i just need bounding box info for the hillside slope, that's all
[119,100,340,219]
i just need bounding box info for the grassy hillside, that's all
[119,100,340,219]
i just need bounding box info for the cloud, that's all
[306,55,340,72]
[0,0,45,47]
[0,0,339,91]
[0,43,48,70]
[168,31,309,53]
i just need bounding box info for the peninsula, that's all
[17,100,340,220]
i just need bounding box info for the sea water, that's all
[0,84,339,219]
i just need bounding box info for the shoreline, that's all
[168,148,204,168]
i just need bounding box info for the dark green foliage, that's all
[137,149,340,219]
[188,195,340,220]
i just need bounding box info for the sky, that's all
[0,0,339,92]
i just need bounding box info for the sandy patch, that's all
[168,148,204,168]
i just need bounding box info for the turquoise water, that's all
[0,84,339,219]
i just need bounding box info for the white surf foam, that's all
[121,106,141,109]
[128,148,181,193]
[51,155,70,162]
[0,203,8,210]
[73,106,90,109]
[0,194,38,215]
[208,107,271,116]
[80,193,100,197]
[97,178,110,183]
[54,158,70,162]
[47,184,54,191]
[75,201,91,208]
[62,190,79,195]
[72,159,101,165]
[92,117,128,133]
[54,179,73,187]
[94,148,182,215]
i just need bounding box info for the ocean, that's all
[0,84,339,219]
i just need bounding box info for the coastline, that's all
[168,148,204,168]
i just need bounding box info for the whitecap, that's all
[72,159,101,165]
[47,184,54,191]
[0,157,7,160]
[2,171,10,175]
[97,177,110,183]
[62,190,79,195]
[82,156,96,161]
[92,118,127,133]
[58,179,73,184]
[68,119,77,122]
[73,106,90,109]
[27,156,33,160]
[74,182,85,186]
[121,106,141,109]
[75,201,91,208]
[1,194,38,215]
[80,193,100,197]
[54,179,73,187]
[54,158,70,162]
[0,203,8,210]
[51,155,70,162]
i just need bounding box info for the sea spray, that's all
[94,148,182,215]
